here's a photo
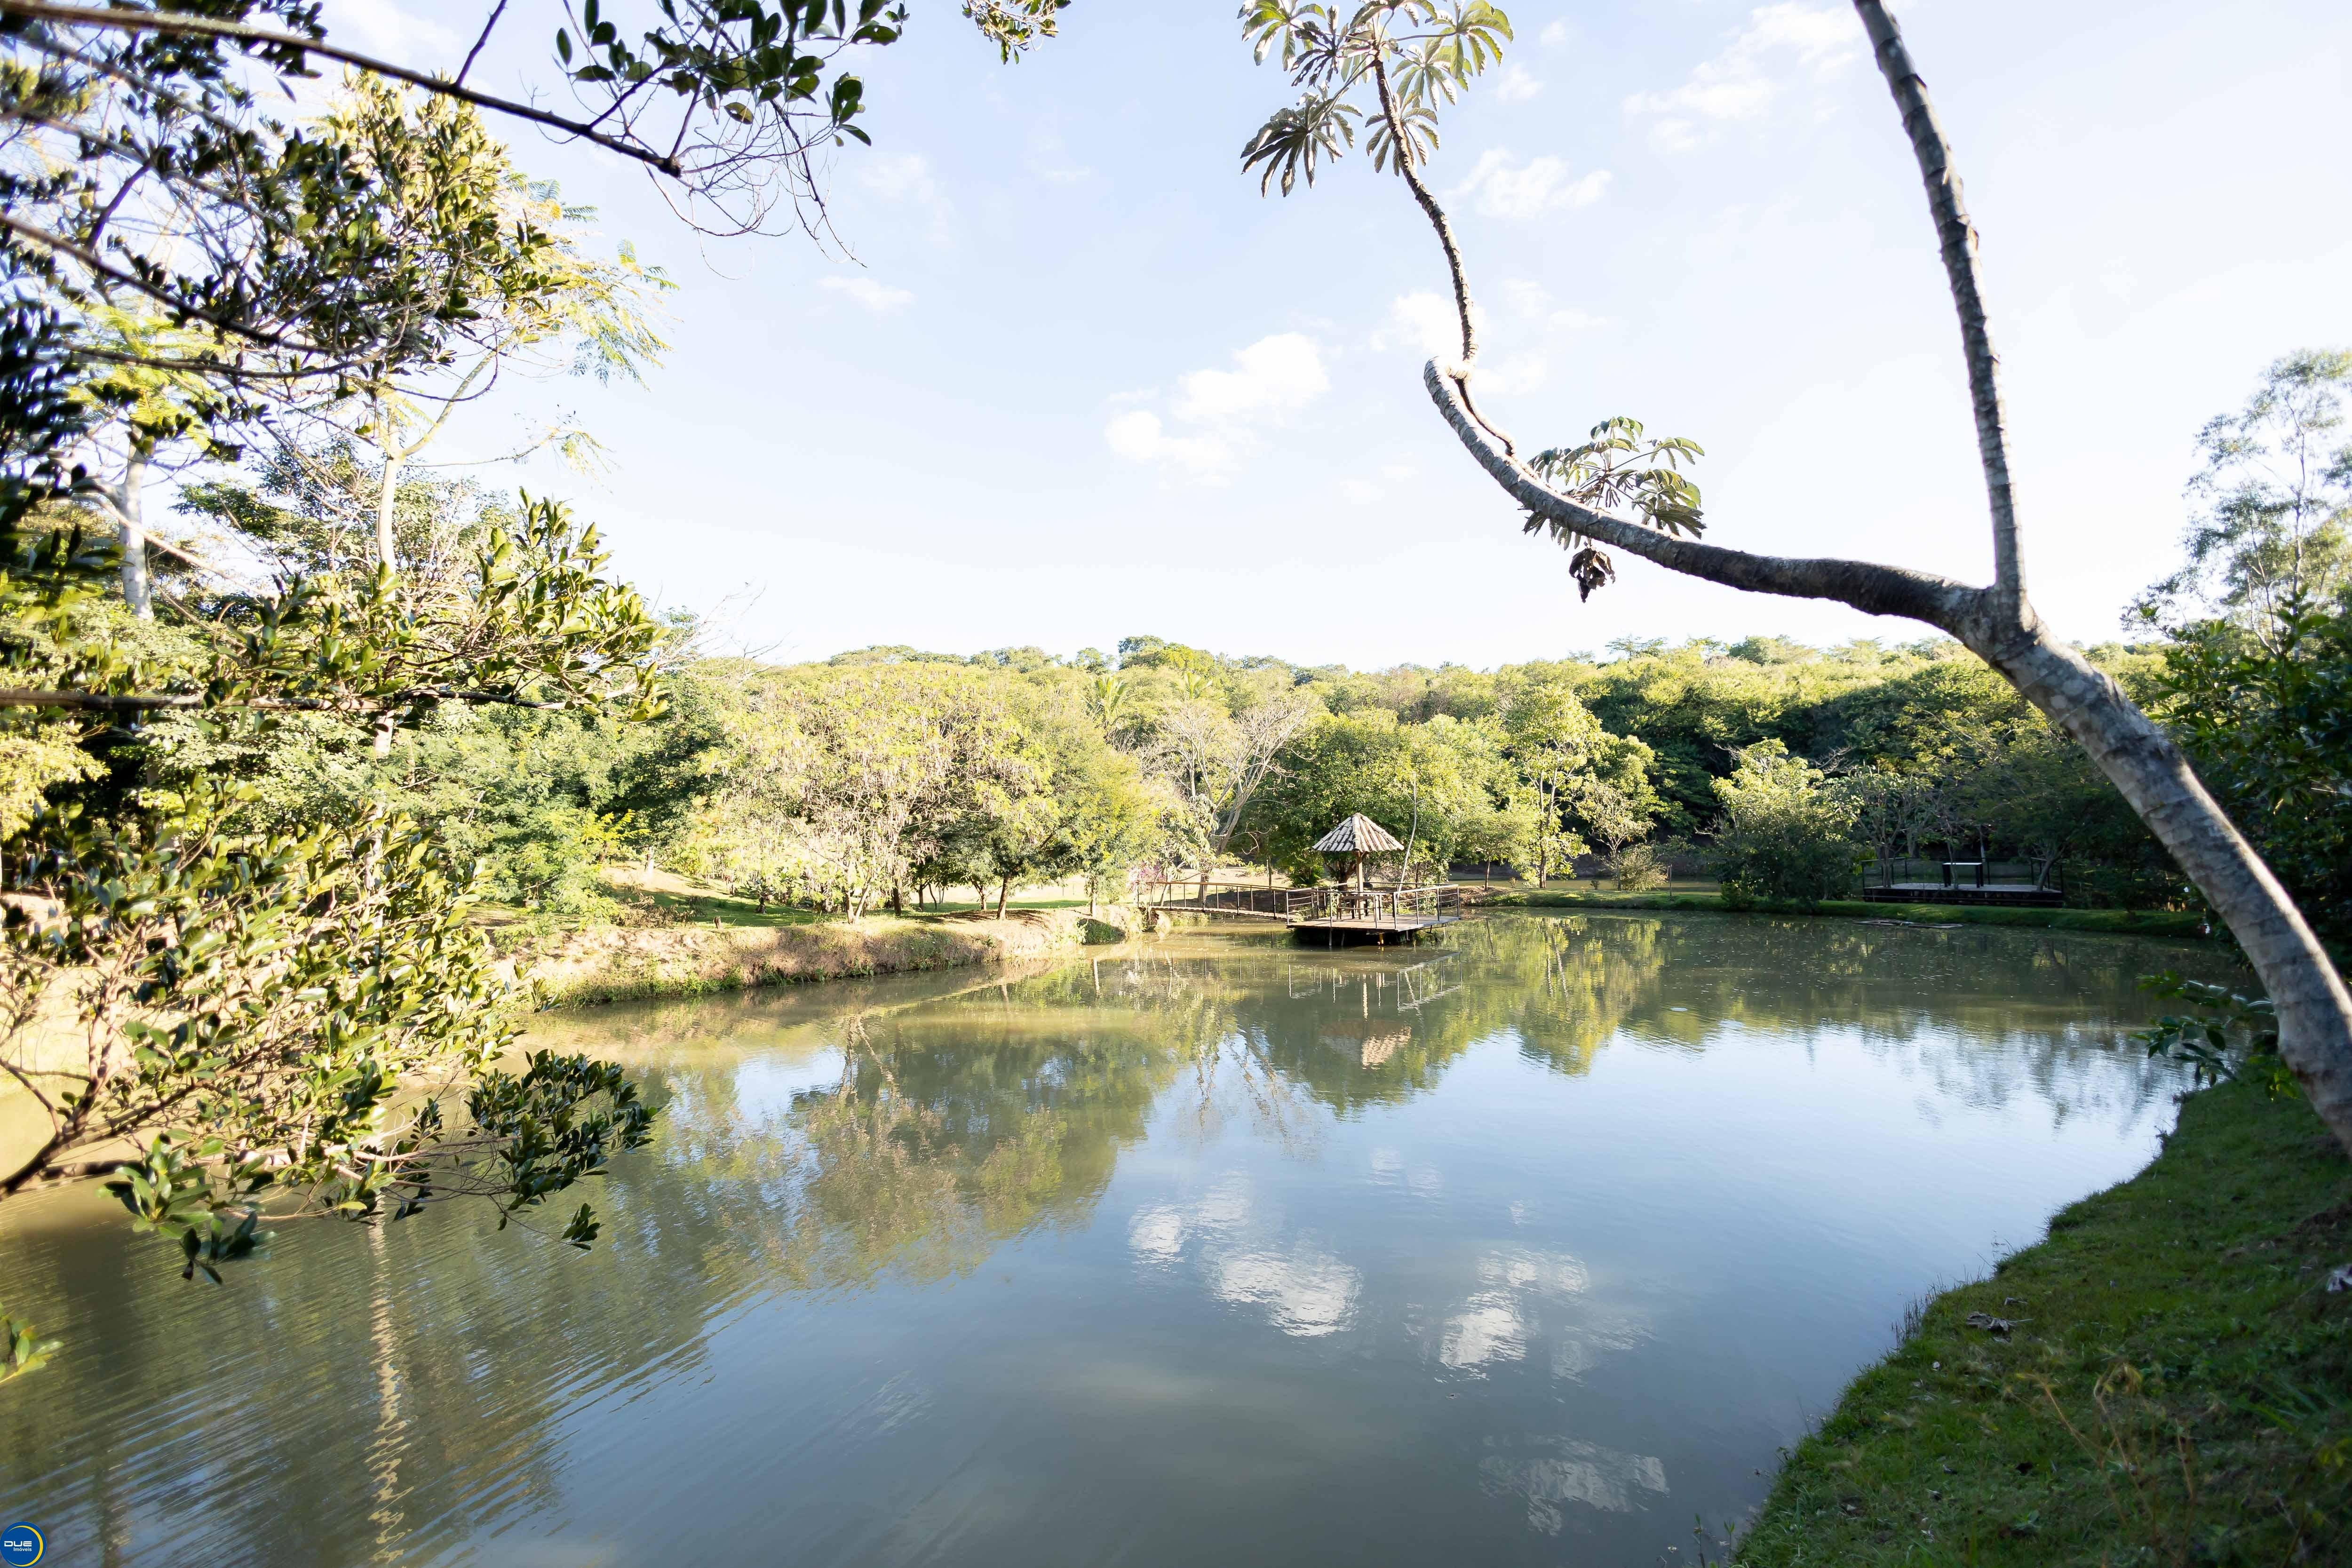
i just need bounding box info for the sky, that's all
[321,0,2352,669]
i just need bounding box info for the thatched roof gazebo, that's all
[1313,813,1405,890]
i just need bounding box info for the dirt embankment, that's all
[513,907,1145,1010]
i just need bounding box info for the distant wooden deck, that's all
[1860,857,2065,908]
[1861,883,2062,908]
[1141,881,1467,945]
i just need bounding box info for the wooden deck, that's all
[1142,881,1467,944]
[1860,857,2065,908]
[1861,883,2062,908]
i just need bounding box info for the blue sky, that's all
[327,0,2352,667]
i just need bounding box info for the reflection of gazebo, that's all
[1313,813,1405,891]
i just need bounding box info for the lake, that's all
[0,913,2229,1566]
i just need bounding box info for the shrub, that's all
[1608,842,1670,891]
[1709,742,1859,909]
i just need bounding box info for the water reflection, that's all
[0,914,2232,1568]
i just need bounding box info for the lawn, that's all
[1736,1077,2352,1566]
[1485,885,2210,939]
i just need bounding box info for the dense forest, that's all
[184,545,2336,944]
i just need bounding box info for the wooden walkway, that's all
[1141,882,1467,945]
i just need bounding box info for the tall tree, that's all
[1235,0,2352,1154]
[312,82,672,574]
[1499,671,1650,884]
[2132,349,2352,645]
[1147,686,1319,882]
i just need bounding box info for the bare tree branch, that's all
[1854,0,2021,609]
[0,0,685,176]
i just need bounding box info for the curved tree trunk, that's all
[1423,366,2352,1150]
[1383,0,2352,1153]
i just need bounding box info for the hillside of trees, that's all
[287,605,2324,942]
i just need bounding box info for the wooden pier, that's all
[1139,813,1466,945]
[1140,881,1467,945]
[1859,856,2064,908]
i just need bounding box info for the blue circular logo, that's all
[0,1523,41,1567]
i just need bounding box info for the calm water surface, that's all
[1,914,2233,1566]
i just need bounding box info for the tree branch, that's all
[1422,360,1984,626]
[0,213,323,354]
[1368,52,1474,368]
[1366,46,1517,455]
[0,687,563,713]
[1853,0,2022,611]
[455,0,509,87]
[0,0,684,177]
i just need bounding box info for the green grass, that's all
[1483,887,2209,939]
[1736,1078,2352,1566]
[612,885,828,928]
[606,888,1087,930]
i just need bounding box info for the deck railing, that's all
[1859,856,2062,893]
[1140,880,1465,925]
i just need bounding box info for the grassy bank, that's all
[510,907,1137,1010]
[1736,1078,2352,1566]
[1482,887,2209,939]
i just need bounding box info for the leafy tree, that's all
[278,82,673,573]
[1497,672,1599,883]
[1242,708,1518,883]
[2133,349,2352,643]
[1234,0,2352,1153]
[1144,685,1319,880]
[0,499,664,1291]
[2155,597,2352,953]
[1002,678,1161,911]
[1497,670,1654,883]
[179,438,512,588]
[1709,742,1859,910]
[700,665,1034,919]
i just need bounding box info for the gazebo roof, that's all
[1313,813,1405,854]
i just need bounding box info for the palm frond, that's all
[1521,415,1710,599]
[1241,95,1362,195]
[1366,101,1438,172]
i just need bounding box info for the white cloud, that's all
[1122,1180,1362,1337]
[858,152,954,241]
[1374,279,1604,396]
[1107,333,1330,483]
[1027,122,1093,185]
[1373,288,1592,393]
[1376,291,1481,358]
[1477,354,1556,396]
[1456,151,1612,221]
[1127,1205,1187,1262]
[1336,465,1417,503]
[819,276,914,314]
[1104,412,1229,479]
[1212,1249,1361,1338]
[1479,1247,1590,1298]
[860,151,940,203]
[1441,1290,1528,1371]
[1539,20,1572,47]
[1625,2,1868,151]
[1493,63,1546,103]
[1501,279,1607,335]
[1481,1440,1670,1530]
[321,0,459,63]
[1173,333,1329,423]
